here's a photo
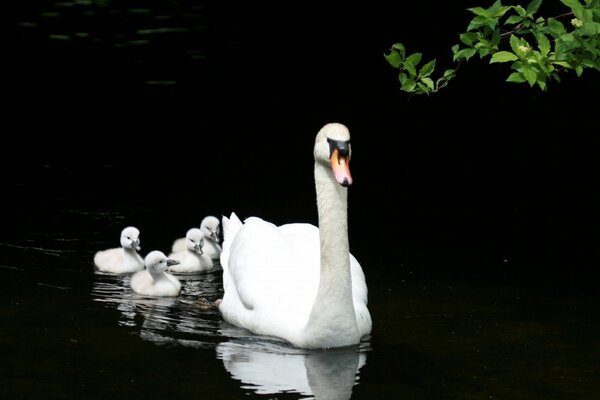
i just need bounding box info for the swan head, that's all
[314,123,353,187]
[144,250,179,274]
[120,226,141,251]
[201,215,221,242]
[185,228,205,254]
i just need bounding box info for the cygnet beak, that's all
[210,231,219,241]
[132,239,141,251]
[166,258,180,267]
[194,243,203,255]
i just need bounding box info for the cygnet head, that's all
[120,226,141,251]
[200,216,220,242]
[185,228,205,254]
[144,250,179,274]
[314,123,353,187]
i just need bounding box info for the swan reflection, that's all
[91,270,222,347]
[217,325,369,399]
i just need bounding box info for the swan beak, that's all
[166,258,180,266]
[194,244,203,255]
[330,148,353,187]
[210,231,219,241]
[132,239,141,251]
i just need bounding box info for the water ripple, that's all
[91,270,223,348]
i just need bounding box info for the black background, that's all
[2,1,598,280]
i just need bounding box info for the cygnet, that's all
[168,228,214,273]
[171,216,222,261]
[130,250,181,297]
[94,226,144,274]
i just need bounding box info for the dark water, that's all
[1,199,599,399]
[2,1,600,399]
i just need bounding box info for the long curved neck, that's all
[304,161,359,347]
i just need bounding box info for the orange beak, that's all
[330,148,353,186]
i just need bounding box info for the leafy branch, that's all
[384,0,600,95]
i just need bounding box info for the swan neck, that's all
[304,161,358,347]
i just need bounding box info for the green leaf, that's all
[405,52,422,67]
[467,6,490,17]
[416,82,430,93]
[451,44,460,54]
[467,16,490,31]
[506,72,527,83]
[419,59,436,77]
[526,0,542,16]
[404,62,417,77]
[459,32,478,46]
[559,0,582,8]
[546,18,566,36]
[520,66,538,86]
[491,29,501,47]
[513,5,527,17]
[384,51,403,68]
[398,73,408,85]
[535,32,551,56]
[580,21,600,36]
[509,34,521,53]
[505,15,523,25]
[453,48,477,61]
[490,51,519,63]
[536,78,547,91]
[478,47,491,58]
[576,65,584,76]
[421,77,435,90]
[488,0,510,17]
[401,78,417,92]
[443,69,456,78]
[391,43,406,58]
[552,60,573,68]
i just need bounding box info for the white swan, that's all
[168,228,214,273]
[171,216,222,260]
[218,122,372,349]
[130,250,181,297]
[93,226,144,274]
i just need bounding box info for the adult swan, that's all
[219,123,372,349]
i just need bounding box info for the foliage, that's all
[384,0,600,95]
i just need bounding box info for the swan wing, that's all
[220,217,321,335]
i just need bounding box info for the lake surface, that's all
[1,194,599,400]
[2,1,600,399]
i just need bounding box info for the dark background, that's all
[2,1,598,281]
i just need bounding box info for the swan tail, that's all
[220,212,243,269]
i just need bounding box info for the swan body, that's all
[131,250,181,297]
[168,228,214,273]
[93,226,144,274]
[171,216,222,260]
[219,123,372,349]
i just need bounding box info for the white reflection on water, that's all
[91,269,223,348]
[92,268,371,399]
[217,324,370,400]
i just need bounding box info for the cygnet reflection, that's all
[91,271,222,347]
